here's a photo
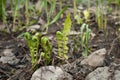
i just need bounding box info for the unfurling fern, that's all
[40,37,52,65]
[23,32,40,65]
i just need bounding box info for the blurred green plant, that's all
[40,37,52,65]
[10,0,26,32]
[95,0,107,30]
[60,0,62,10]
[38,0,67,33]
[108,0,120,6]
[1,0,7,22]
[12,0,19,26]
[56,13,71,59]
[73,0,83,25]
[83,9,90,23]
[73,0,77,18]
[80,23,91,58]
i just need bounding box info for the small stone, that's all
[27,25,40,32]
[81,48,106,67]
[31,66,73,80]
[3,49,14,56]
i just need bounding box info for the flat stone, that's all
[31,66,73,80]
[81,48,107,67]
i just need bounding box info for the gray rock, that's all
[85,67,111,80]
[31,66,73,80]
[114,70,120,80]
[85,66,120,80]
[0,56,20,64]
[0,49,20,64]
[81,48,106,67]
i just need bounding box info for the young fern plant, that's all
[56,13,72,59]
[80,23,91,58]
[40,37,52,65]
[22,32,40,66]
[21,32,52,66]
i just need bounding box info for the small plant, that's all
[22,32,40,65]
[80,23,91,58]
[40,37,52,65]
[56,13,72,59]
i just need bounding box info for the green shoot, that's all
[25,0,29,27]
[73,0,77,18]
[80,23,91,58]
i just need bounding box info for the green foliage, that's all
[23,32,40,65]
[56,13,72,59]
[108,0,120,6]
[11,0,20,26]
[38,0,67,33]
[40,37,52,65]
[0,0,6,17]
[80,23,91,58]
[50,7,67,25]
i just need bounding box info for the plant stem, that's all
[25,0,29,27]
